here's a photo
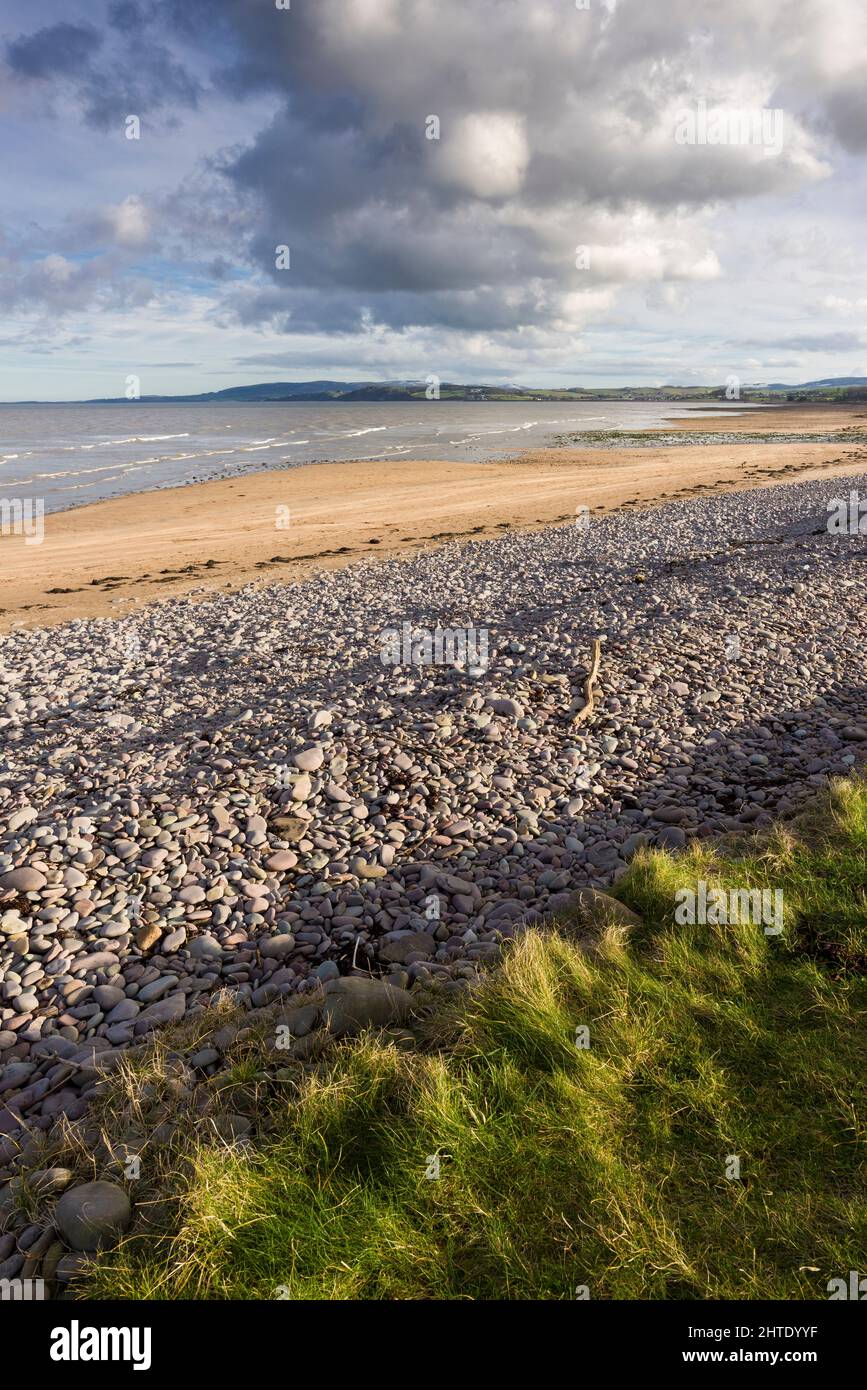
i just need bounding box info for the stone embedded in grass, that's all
[211,1113,252,1143]
[269,1002,323,1049]
[54,1180,131,1252]
[190,1047,220,1069]
[55,1252,89,1283]
[27,1166,74,1197]
[566,888,643,932]
[86,1048,128,1074]
[284,1003,321,1038]
[288,1030,330,1061]
[321,976,414,1036]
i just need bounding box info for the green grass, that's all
[81,777,867,1300]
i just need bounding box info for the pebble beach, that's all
[1,470,865,1176]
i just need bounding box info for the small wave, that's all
[242,440,297,452]
[25,460,135,484]
[94,433,192,446]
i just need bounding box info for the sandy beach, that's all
[1,404,865,631]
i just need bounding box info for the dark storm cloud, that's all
[3,4,201,129]
[6,22,102,78]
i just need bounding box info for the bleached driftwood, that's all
[569,638,602,726]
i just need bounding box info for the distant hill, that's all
[82,381,372,404]
[766,377,867,389]
[22,376,867,405]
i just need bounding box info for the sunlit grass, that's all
[82,776,867,1300]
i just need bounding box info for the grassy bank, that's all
[77,777,866,1300]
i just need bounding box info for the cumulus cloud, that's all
[2,0,867,384]
[434,112,530,199]
[106,196,151,247]
[170,0,843,344]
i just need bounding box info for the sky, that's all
[1,0,867,400]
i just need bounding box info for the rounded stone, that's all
[28,1167,74,1197]
[265,850,298,871]
[0,868,46,893]
[293,747,324,772]
[261,933,296,958]
[291,774,313,802]
[135,922,162,951]
[92,985,125,1010]
[54,1181,132,1252]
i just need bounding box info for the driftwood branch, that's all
[569,638,602,726]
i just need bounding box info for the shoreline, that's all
[1,403,866,632]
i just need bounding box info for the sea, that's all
[0,399,757,514]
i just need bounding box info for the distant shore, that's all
[1,403,866,632]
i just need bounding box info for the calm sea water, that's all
[0,399,752,514]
